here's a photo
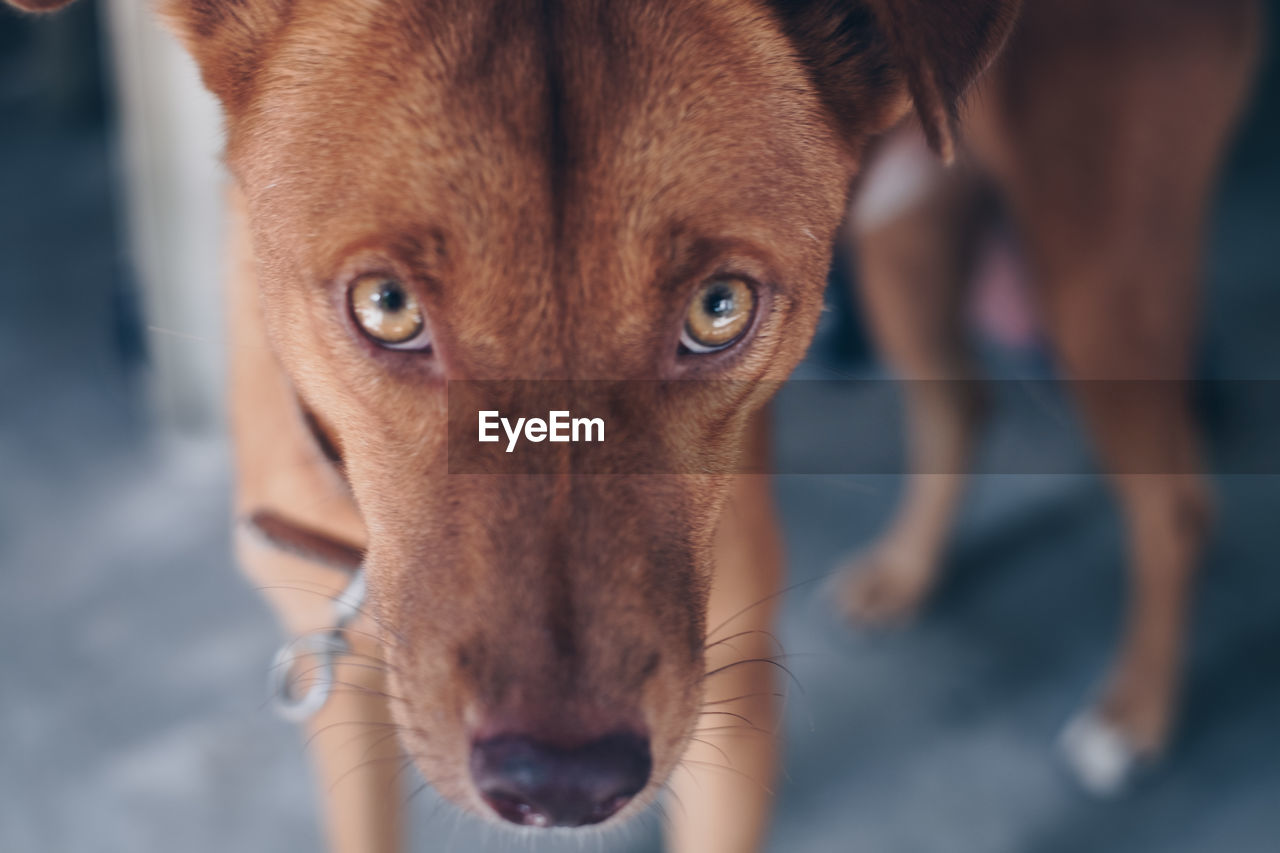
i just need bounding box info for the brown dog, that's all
[8,0,1260,849]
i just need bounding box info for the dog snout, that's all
[470,732,652,827]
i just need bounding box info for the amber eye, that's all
[680,277,756,354]
[349,275,430,349]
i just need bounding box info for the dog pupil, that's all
[704,285,733,317]
[376,282,405,312]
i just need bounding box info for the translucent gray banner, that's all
[445,379,1280,475]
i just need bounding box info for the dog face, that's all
[10,0,1016,828]
[226,2,849,821]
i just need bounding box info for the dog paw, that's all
[1058,708,1157,798]
[832,548,935,627]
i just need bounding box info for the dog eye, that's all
[679,277,756,354]
[349,275,431,350]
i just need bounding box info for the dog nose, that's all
[470,732,651,827]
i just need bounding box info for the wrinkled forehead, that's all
[231,0,846,274]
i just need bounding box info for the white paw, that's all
[1057,710,1143,798]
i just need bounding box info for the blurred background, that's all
[2,2,1278,851]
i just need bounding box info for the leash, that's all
[245,510,368,723]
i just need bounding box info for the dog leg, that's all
[239,528,404,853]
[300,638,404,853]
[1056,471,1211,797]
[1040,282,1212,796]
[1031,249,1212,795]
[234,501,405,853]
[666,412,783,853]
[977,3,1260,790]
[834,130,987,624]
[228,185,402,850]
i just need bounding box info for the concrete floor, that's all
[3,15,1280,853]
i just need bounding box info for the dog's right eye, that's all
[349,275,432,350]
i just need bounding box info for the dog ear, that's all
[5,0,287,110]
[4,0,78,11]
[157,0,293,109]
[774,0,1020,163]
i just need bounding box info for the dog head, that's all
[13,0,1016,828]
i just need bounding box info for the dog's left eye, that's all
[349,275,432,350]
[679,277,756,354]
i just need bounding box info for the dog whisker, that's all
[335,627,404,655]
[647,798,670,837]
[697,709,756,727]
[672,761,705,794]
[385,756,418,800]
[692,723,774,737]
[660,779,689,823]
[311,725,402,762]
[315,681,409,705]
[328,752,415,796]
[703,574,828,642]
[702,690,786,706]
[677,758,774,796]
[283,661,393,689]
[703,655,806,695]
[303,718,402,750]
[357,727,411,763]
[686,735,733,767]
[403,777,434,810]
[251,582,406,648]
[266,640,394,677]
[704,627,785,655]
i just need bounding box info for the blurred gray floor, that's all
[4,20,1280,853]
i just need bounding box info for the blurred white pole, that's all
[101,0,227,432]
